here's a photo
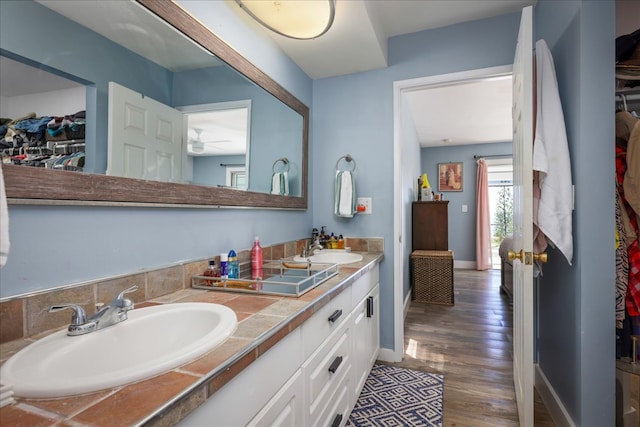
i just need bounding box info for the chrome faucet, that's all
[49,285,138,336]
[301,238,324,258]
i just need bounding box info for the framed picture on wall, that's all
[438,162,463,191]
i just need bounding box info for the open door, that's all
[511,5,534,426]
[107,82,184,182]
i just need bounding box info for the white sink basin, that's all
[0,303,237,399]
[293,249,363,265]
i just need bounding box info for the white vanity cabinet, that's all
[180,328,303,426]
[180,263,380,427]
[248,369,304,427]
[352,282,380,400]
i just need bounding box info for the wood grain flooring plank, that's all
[380,269,554,426]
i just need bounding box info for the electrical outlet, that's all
[356,197,372,214]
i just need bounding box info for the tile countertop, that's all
[0,252,383,427]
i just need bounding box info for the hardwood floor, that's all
[381,269,554,426]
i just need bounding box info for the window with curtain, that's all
[486,158,513,268]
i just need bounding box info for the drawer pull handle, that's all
[330,413,343,427]
[328,356,343,374]
[328,309,342,323]
[366,296,374,318]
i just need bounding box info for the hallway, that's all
[382,269,554,426]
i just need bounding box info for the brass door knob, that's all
[534,252,548,263]
[507,250,523,262]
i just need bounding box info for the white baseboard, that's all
[454,260,476,269]
[378,292,412,363]
[535,364,576,427]
[377,347,400,362]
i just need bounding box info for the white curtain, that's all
[476,159,492,270]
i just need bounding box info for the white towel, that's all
[270,171,289,196]
[533,39,573,265]
[334,170,355,217]
[0,163,9,268]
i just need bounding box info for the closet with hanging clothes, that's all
[615,22,640,355]
[615,23,640,427]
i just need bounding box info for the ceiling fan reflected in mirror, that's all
[187,128,233,156]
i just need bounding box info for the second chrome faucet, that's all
[49,285,138,336]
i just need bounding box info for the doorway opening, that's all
[486,157,513,269]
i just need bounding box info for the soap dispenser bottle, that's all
[329,233,337,249]
[319,226,327,248]
[337,234,345,249]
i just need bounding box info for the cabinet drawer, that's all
[302,287,351,358]
[304,320,351,423]
[313,363,351,427]
[351,267,379,308]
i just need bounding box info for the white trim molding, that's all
[535,364,576,427]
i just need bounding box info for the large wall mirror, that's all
[0,0,308,209]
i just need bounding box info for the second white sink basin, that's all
[0,302,237,399]
[293,249,363,265]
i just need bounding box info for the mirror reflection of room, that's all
[0,0,304,197]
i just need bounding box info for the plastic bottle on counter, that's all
[228,250,239,279]
[337,234,345,249]
[329,233,337,249]
[421,173,433,201]
[203,260,220,286]
[251,237,263,280]
[220,253,229,279]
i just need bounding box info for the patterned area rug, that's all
[347,364,444,427]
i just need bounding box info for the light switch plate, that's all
[356,197,372,214]
[462,204,468,213]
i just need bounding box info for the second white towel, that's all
[270,171,289,196]
[334,170,355,217]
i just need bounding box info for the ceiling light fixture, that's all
[235,0,335,40]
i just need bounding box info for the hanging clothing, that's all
[616,190,632,328]
[623,113,640,221]
[616,111,640,316]
[533,39,574,265]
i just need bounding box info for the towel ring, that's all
[272,157,290,173]
[336,154,356,172]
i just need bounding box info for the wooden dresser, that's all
[411,201,453,305]
[412,201,449,251]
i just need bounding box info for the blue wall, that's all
[421,142,512,262]
[534,1,615,425]
[0,1,313,298]
[312,12,521,354]
[0,1,617,422]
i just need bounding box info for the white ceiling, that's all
[15,0,537,149]
[242,0,535,147]
[257,0,536,80]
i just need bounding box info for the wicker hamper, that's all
[411,250,454,305]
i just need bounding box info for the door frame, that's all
[391,64,513,362]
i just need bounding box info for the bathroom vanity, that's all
[0,252,381,426]
[181,263,379,426]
